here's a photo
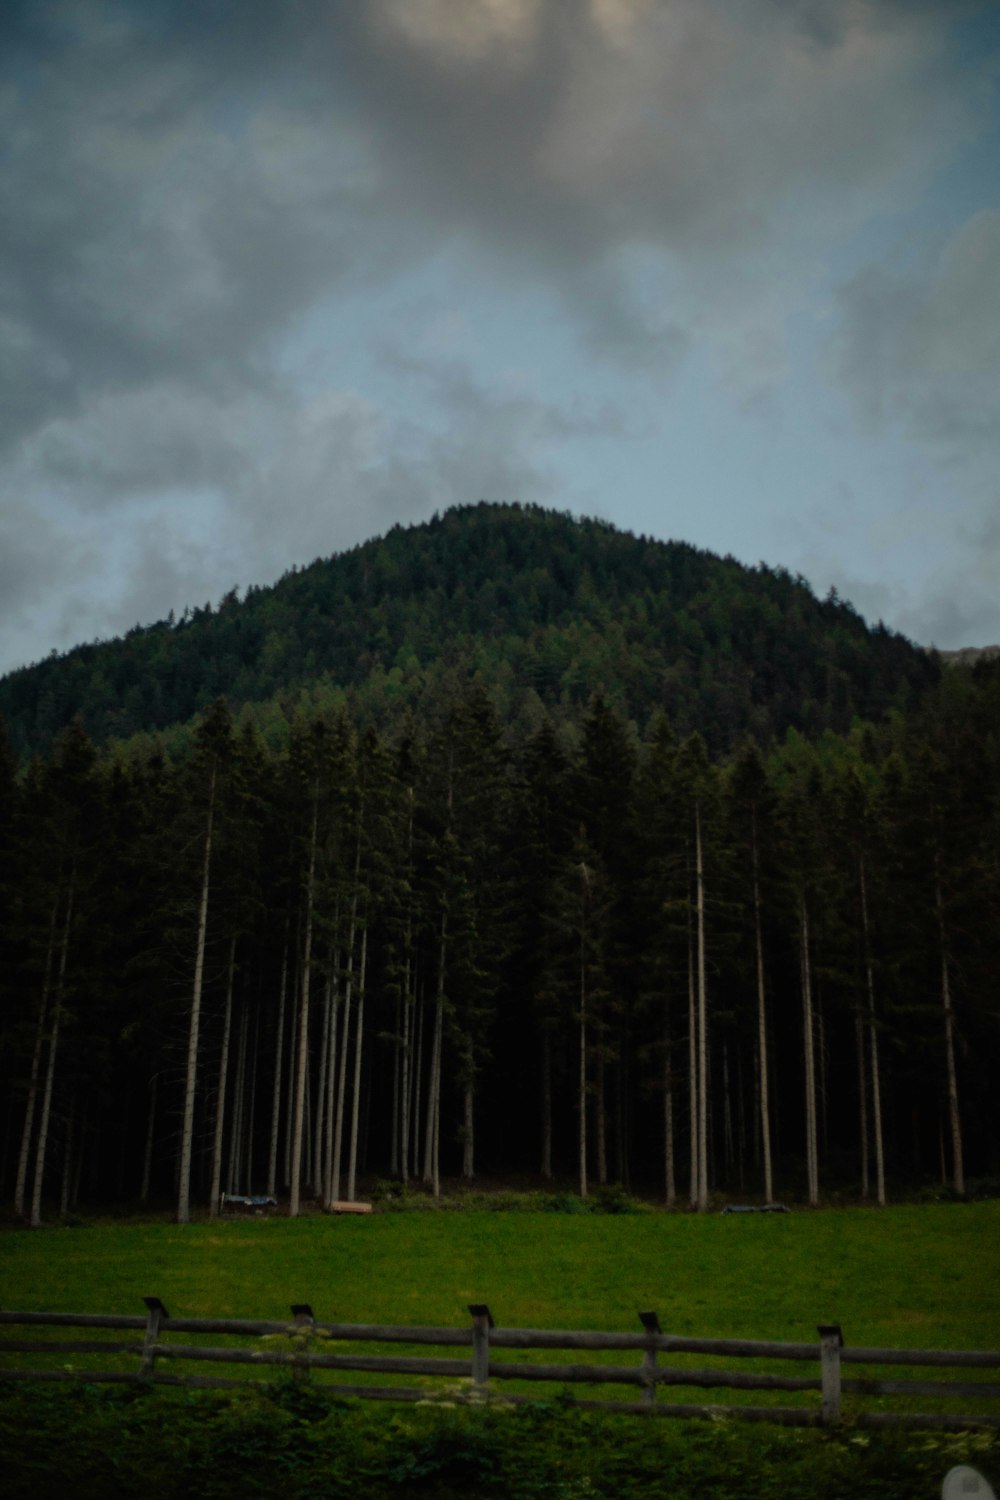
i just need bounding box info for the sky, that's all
[2,0,999,678]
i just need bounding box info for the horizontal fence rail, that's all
[1,1301,998,1430]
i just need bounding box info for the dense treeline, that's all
[0,503,937,758]
[3,659,997,1222]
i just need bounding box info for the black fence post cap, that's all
[817,1324,843,1346]
[143,1297,169,1318]
[468,1304,495,1328]
[638,1311,661,1335]
[291,1303,315,1320]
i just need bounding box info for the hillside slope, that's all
[0,502,936,755]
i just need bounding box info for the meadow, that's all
[3,1201,998,1347]
[2,1202,998,1499]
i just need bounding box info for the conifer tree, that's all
[726,740,779,1202]
[779,751,828,1208]
[177,699,236,1225]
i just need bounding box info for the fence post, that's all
[468,1304,494,1399]
[140,1296,169,1381]
[818,1324,843,1425]
[291,1303,315,1383]
[638,1310,661,1404]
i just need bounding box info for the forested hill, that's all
[0,502,936,757]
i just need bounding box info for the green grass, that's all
[2,1205,998,1498]
[3,1202,999,1351]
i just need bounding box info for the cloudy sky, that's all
[2,0,999,676]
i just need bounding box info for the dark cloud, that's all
[2,0,978,471]
[902,590,1000,653]
[830,210,1000,449]
[5,351,619,669]
[0,498,108,673]
[0,0,405,458]
[1,0,997,670]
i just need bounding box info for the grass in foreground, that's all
[2,1205,998,1498]
[2,1201,998,1351]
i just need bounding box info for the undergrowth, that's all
[370,1182,651,1214]
[1,1382,996,1500]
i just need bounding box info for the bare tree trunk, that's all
[859,858,885,1206]
[289,790,318,1218]
[330,976,351,1206]
[331,903,360,1205]
[800,895,819,1207]
[936,878,964,1195]
[595,1016,607,1188]
[228,1002,248,1195]
[815,987,827,1152]
[31,878,74,1228]
[225,1018,242,1199]
[616,1018,629,1189]
[244,1004,259,1191]
[302,1029,312,1194]
[856,1010,869,1196]
[410,986,424,1181]
[736,1049,747,1194]
[178,766,217,1224]
[323,971,340,1207]
[695,802,709,1212]
[209,937,237,1217]
[664,1009,676,1207]
[400,959,412,1184]
[423,912,446,1196]
[723,1042,734,1182]
[314,978,332,1198]
[14,896,59,1217]
[687,919,697,1208]
[266,946,287,1198]
[283,963,297,1188]
[431,1014,442,1200]
[869,1016,886,1207]
[59,1092,76,1216]
[541,1030,553,1180]
[578,910,588,1201]
[751,816,773,1202]
[347,926,368,1201]
[390,991,401,1179]
[462,1035,475,1181]
[399,792,415,1183]
[140,1074,158,1203]
[430,1007,443,1200]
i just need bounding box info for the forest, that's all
[0,502,936,759]
[1,505,998,1222]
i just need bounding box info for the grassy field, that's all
[2,1201,999,1349]
[2,1203,999,1498]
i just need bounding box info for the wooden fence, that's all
[1,1301,998,1430]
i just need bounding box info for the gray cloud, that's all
[845,554,1000,653]
[341,1,961,246]
[2,0,981,471]
[795,473,1000,649]
[2,0,997,670]
[4,352,616,670]
[830,210,1000,448]
[0,0,404,458]
[329,0,982,374]
[0,497,108,672]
